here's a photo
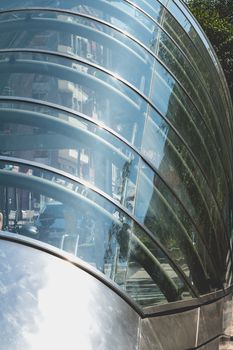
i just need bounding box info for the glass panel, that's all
[0,160,193,308]
[0,50,227,217]
[140,109,229,278]
[163,2,232,164]
[0,101,140,211]
[150,61,230,204]
[0,100,228,289]
[0,0,160,42]
[0,51,146,148]
[0,9,221,145]
[0,0,230,133]
[169,0,233,144]
[168,0,221,74]
[141,109,229,232]
[0,9,229,185]
[0,10,153,98]
[135,160,224,293]
[0,9,229,190]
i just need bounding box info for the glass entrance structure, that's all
[0,0,232,349]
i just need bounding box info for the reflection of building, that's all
[0,0,232,349]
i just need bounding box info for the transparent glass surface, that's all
[0,8,225,157]
[0,99,229,289]
[0,51,227,216]
[0,101,140,211]
[0,100,228,291]
[0,0,231,135]
[168,0,224,81]
[0,1,230,144]
[0,100,229,247]
[127,0,166,23]
[149,61,230,202]
[162,2,232,167]
[0,10,154,98]
[134,160,226,291]
[0,160,193,307]
[0,51,146,149]
[0,0,231,298]
[141,108,230,240]
[168,0,233,146]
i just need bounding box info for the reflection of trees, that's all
[115,222,182,303]
[167,87,226,276]
[142,82,226,290]
[187,0,233,100]
[142,173,213,293]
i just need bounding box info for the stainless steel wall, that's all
[0,237,140,350]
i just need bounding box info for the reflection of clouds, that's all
[0,238,138,350]
[24,261,95,350]
[0,241,43,350]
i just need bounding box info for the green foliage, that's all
[186,0,233,98]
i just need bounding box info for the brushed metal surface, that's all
[197,298,224,347]
[139,308,198,350]
[0,239,139,350]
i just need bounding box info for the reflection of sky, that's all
[0,239,139,350]
[152,69,175,118]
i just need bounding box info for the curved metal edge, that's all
[192,334,226,350]
[0,97,226,283]
[0,231,143,316]
[0,155,200,298]
[0,232,231,320]
[143,286,233,318]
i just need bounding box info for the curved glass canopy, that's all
[0,0,232,312]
